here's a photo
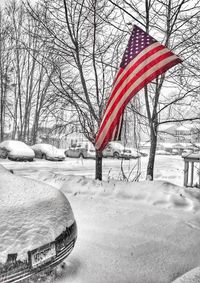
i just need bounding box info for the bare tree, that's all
[108,0,200,180]
[24,0,200,181]
[3,0,58,143]
[0,8,14,141]
[26,0,124,179]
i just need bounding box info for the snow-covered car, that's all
[0,165,77,283]
[0,140,35,161]
[65,142,96,159]
[103,142,132,159]
[31,143,65,161]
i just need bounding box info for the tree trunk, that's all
[0,79,4,141]
[12,92,18,140]
[95,149,103,180]
[146,125,157,180]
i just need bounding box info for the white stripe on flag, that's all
[101,46,172,125]
[96,54,178,149]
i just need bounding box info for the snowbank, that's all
[0,165,74,264]
[34,171,200,213]
[32,171,200,283]
[3,160,200,283]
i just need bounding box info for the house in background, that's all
[176,124,200,143]
[157,123,200,144]
[156,123,200,153]
[36,124,88,149]
[157,124,177,143]
[175,124,193,143]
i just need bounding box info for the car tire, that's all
[8,156,15,161]
[0,150,8,159]
[113,152,119,159]
[42,154,47,160]
[3,152,8,159]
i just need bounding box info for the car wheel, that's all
[0,150,8,159]
[3,153,8,159]
[42,154,47,160]
[113,152,119,159]
[8,156,15,161]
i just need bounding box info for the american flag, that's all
[95,25,182,151]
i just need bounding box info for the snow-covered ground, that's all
[2,155,200,282]
[0,154,185,185]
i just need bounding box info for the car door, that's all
[70,146,79,157]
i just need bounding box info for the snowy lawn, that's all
[1,156,200,282]
[0,155,184,185]
[45,175,200,283]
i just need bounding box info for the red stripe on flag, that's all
[105,44,165,108]
[101,47,173,129]
[97,57,181,150]
[98,52,179,143]
[95,25,182,151]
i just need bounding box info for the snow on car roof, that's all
[32,143,64,153]
[0,140,34,156]
[0,165,74,263]
[0,140,30,149]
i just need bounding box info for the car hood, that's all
[0,165,74,264]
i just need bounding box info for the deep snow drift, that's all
[32,170,200,283]
[35,170,200,212]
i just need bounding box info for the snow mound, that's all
[34,171,200,212]
[0,165,74,264]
